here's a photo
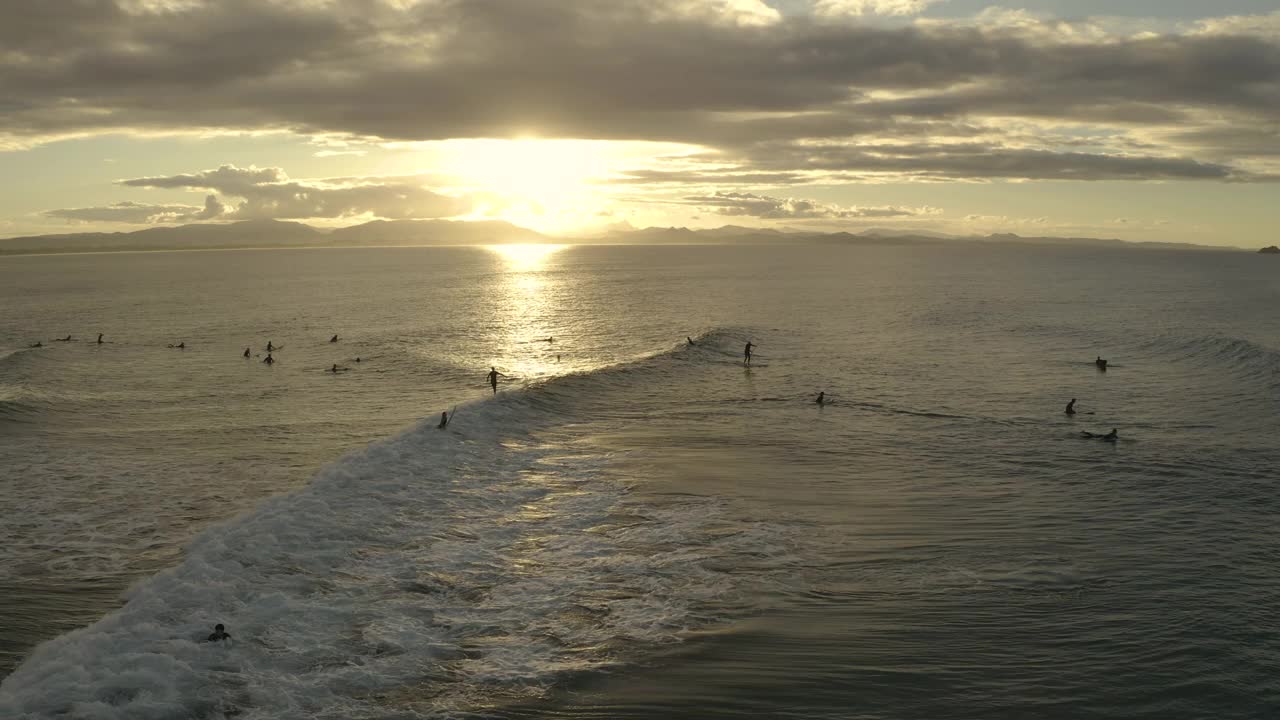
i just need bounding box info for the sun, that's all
[391,138,699,234]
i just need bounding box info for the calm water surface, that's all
[1,244,1278,719]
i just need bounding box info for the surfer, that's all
[1095,356,1108,370]
[330,334,338,343]
[168,342,185,349]
[355,357,361,363]
[96,333,104,344]
[744,341,755,366]
[438,411,449,429]
[266,341,275,352]
[263,353,275,365]
[206,623,231,642]
[816,391,826,405]
[243,347,251,358]
[1065,398,1077,415]
[487,366,506,394]
[29,341,42,348]
[687,336,695,346]
[55,335,72,342]
[328,364,347,373]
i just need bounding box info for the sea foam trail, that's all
[0,332,797,720]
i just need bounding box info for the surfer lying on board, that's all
[1081,428,1118,442]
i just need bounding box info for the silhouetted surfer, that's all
[1065,398,1077,415]
[687,336,695,346]
[29,341,42,348]
[1082,428,1118,441]
[330,335,338,343]
[96,333,104,345]
[207,623,231,642]
[744,341,755,366]
[1095,356,1108,370]
[168,342,185,349]
[328,364,347,373]
[266,341,275,352]
[816,391,826,405]
[438,411,449,429]
[55,335,72,342]
[355,357,361,363]
[243,347,251,358]
[263,353,275,365]
[487,366,505,394]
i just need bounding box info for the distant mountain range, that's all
[0,218,1242,256]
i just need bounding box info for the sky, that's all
[1,0,1277,247]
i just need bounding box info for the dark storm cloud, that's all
[52,164,472,223]
[2,0,1278,181]
[683,191,933,218]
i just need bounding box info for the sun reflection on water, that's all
[486,243,568,272]
[486,244,571,381]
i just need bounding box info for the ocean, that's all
[1,243,1278,719]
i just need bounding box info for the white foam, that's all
[1,395,798,719]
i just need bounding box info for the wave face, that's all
[1139,334,1280,387]
[0,335,798,719]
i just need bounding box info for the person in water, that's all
[266,341,275,352]
[487,366,506,394]
[330,335,338,343]
[438,411,449,429]
[744,341,755,366]
[1082,428,1118,441]
[687,336,696,346]
[168,342,185,349]
[1095,356,1108,370]
[1065,398,1077,415]
[355,357,361,363]
[29,341,42,348]
[207,623,231,642]
[96,333,104,344]
[56,335,72,342]
[263,353,275,365]
[815,391,826,405]
[243,347,251,358]
[328,364,345,373]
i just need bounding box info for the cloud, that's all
[44,165,471,224]
[117,164,471,220]
[44,194,224,224]
[814,0,946,17]
[683,190,938,218]
[1,1,1278,184]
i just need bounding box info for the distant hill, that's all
[0,219,548,256]
[0,219,1244,256]
[1260,245,1280,254]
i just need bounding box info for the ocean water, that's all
[1,243,1278,719]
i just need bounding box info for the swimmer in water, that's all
[815,391,826,405]
[330,334,338,343]
[355,357,361,363]
[263,353,275,365]
[744,341,755,366]
[1065,398,1077,415]
[207,623,231,642]
[437,411,449,429]
[487,366,506,394]
[243,347,251,358]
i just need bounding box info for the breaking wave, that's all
[0,330,798,719]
